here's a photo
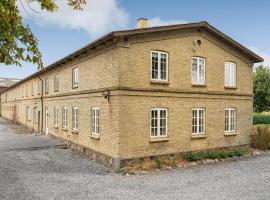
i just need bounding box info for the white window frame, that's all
[224,62,236,87]
[62,107,67,128]
[150,108,168,138]
[72,106,78,130]
[54,74,59,92]
[72,68,79,87]
[191,57,206,85]
[45,78,49,93]
[151,51,169,81]
[54,106,59,127]
[38,81,42,95]
[91,107,100,135]
[192,108,205,135]
[224,108,236,133]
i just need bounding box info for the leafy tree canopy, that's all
[0,0,86,69]
[253,65,270,112]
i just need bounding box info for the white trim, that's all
[224,107,236,133]
[224,62,236,87]
[191,57,206,85]
[150,51,169,82]
[72,68,79,87]
[72,106,79,130]
[91,106,100,135]
[62,107,68,128]
[54,106,59,127]
[150,108,168,138]
[192,108,205,135]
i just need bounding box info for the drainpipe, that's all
[37,76,44,134]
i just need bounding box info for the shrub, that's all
[251,126,270,150]
[154,157,162,169]
[253,113,270,125]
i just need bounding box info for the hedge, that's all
[253,113,270,125]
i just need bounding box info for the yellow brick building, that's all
[0,20,263,171]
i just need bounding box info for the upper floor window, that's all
[54,106,59,127]
[45,78,49,93]
[26,85,29,97]
[72,68,79,87]
[91,107,100,135]
[62,107,68,128]
[225,108,236,132]
[150,108,168,137]
[224,62,236,87]
[38,81,42,95]
[192,57,205,85]
[72,106,78,130]
[151,51,168,81]
[22,87,24,97]
[54,74,59,92]
[31,83,34,96]
[192,108,205,135]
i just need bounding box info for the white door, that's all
[45,109,49,135]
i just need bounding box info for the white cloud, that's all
[148,17,187,27]
[250,47,270,67]
[18,0,129,38]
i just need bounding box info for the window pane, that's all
[192,58,198,83]
[152,53,159,79]
[160,53,167,80]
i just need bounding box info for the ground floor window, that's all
[72,107,78,130]
[192,108,205,134]
[54,107,59,127]
[225,108,236,132]
[150,108,168,137]
[62,107,67,128]
[26,106,31,121]
[91,107,100,135]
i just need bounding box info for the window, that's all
[26,85,28,97]
[192,57,205,84]
[72,106,78,130]
[45,78,49,93]
[72,68,79,87]
[31,83,34,96]
[192,108,205,134]
[54,74,59,92]
[54,106,59,127]
[38,81,42,95]
[151,51,168,81]
[150,108,168,137]
[224,62,236,87]
[26,106,31,121]
[33,108,38,123]
[225,108,236,132]
[91,107,100,135]
[22,87,24,97]
[62,107,67,128]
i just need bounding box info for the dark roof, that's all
[0,77,20,88]
[1,21,263,94]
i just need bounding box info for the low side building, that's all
[0,20,263,171]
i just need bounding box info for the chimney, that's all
[137,18,148,28]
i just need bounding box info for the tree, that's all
[0,0,86,69]
[253,65,270,112]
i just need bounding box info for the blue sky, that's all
[0,0,269,79]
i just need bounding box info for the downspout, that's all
[37,76,44,133]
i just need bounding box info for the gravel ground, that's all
[0,118,270,200]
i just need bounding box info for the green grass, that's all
[183,149,243,162]
[253,113,270,125]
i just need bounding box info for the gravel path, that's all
[0,118,270,200]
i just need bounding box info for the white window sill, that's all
[71,129,79,134]
[191,83,206,87]
[72,85,79,89]
[61,127,68,131]
[224,132,238,136]
[149,137,169,143]
[191,134,206,139]
[150,80,169,85]
[89,134,100,140]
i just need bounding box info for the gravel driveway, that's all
[0,118,269,200]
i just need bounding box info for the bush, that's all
[183,149,244,162]
[154,157,162,169]
[253,113,270,125]
[251,126,270,150]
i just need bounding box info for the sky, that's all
[0,0,270,79]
